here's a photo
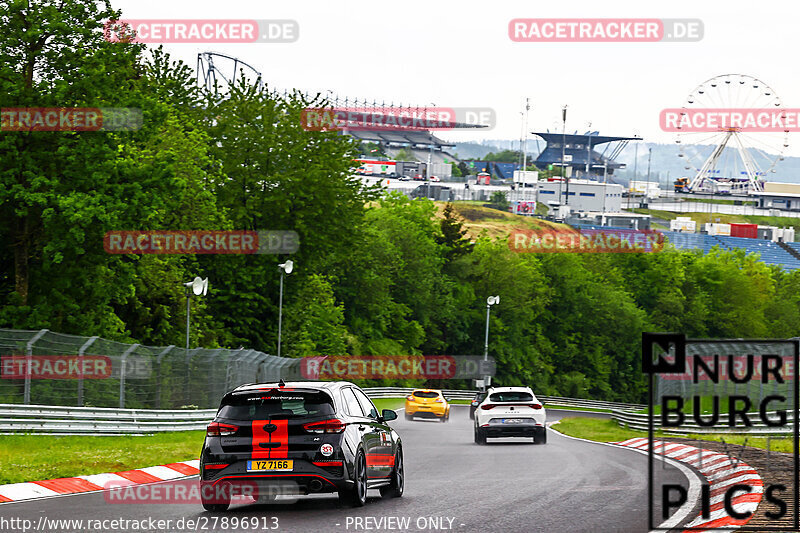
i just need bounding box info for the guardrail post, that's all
[155,345,174,409]
[24,329,48,404]
[77,336,98,406]
[119,344,139,408]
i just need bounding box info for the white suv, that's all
[473,386,546,445]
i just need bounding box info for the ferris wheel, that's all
[675,74,789,194]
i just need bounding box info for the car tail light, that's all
[406,395,414,401]
[481,404,495,410]
[303,419,346,434]
[207,422,239,437]
[532,403,543,409]
[434,398,444,403]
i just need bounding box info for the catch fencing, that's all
[0,329,294,409]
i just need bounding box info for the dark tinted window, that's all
[489,391,533,402]
[413,390,439,398]
[353,388,379,418]
[219,390,334,420]
[342,387,365,417]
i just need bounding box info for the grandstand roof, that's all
[532,132,641,173]
[344,129,455,147]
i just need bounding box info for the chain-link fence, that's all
[0,329,295,409]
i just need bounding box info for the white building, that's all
[537,179,623,213]
[628,180,661,199]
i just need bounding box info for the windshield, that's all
[489,391,533,403]
[218,390,334,420]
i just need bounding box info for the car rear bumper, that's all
[481,421,545,438]
[201,459,347,495]
[200,473,344,498]
[407,409,446,418]
[405,403,446,417]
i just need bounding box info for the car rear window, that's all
[413,391,440,398]
[219,390,335,420]
[489,391,533,402]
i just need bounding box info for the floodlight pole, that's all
[182,277,208,352]
[277,268,285,358]
[483,297,498,391]
[484,306,491,360]
[522,98,530,174]
[185,287,191,351]
[562,105,568,204]
[277,260,294,358]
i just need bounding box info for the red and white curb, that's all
[615,438,762,531]
[0,460,199,503]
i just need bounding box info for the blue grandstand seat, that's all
[660,232,800,271]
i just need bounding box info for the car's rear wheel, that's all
[379,448,404,498]
[474,427,486,445]
[534,428,547,444]
[405,412,412,421]
[339,451,367,507]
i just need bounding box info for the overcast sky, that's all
[113,0,799,154]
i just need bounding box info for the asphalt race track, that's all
[1,407,690,533]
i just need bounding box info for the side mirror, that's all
[381,409,398,422]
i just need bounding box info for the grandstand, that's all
[660,231,800,271]
[566,225,800,270]
[383,145,457,166]
[532,132,640,179]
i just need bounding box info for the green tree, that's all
[488,191,509,211]
[283,275,350,357]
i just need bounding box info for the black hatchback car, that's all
[199,380,404,511]
[469,391,486,420]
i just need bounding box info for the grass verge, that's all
[372,398,405,411]
[0,431,206,484]
[554,417,794,453]
[544,405,611,413]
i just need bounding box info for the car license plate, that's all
[501,419,524,424]
[247,460,293,472]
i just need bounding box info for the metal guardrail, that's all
[0,389,644,435]
[0,404,218,435]
[363,387,644,411]
[612,409,794,435]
